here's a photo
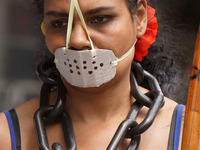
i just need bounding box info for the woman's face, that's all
[43,0,147,88]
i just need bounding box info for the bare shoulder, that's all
[15,96,40,121]
[0,97,40,150]
[138,97,179,149]
[15,97,40,149]
[138,87,179,149]
[0,111,12,150]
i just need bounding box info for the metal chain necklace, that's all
[34,59,164,150]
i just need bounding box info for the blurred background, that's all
[0,0,199,111]
[0,0,42,111]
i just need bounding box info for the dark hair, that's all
[33,0,44,15]
[126,0,138,13]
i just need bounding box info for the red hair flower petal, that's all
[134,5,158,61]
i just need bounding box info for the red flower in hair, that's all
[134,5,158,61]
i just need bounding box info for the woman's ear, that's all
[135,0,147,38]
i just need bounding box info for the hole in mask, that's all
[100,63,104,67]
[76,66,80,69]
[83,61,87,64]
[94,66,98,70]
[83,66,87,69]
[67,59,69,62]
[88,71,93,74]
[74,59,77,63]
[64,62,67,65]
[69,64,72,67]
[92,61,96,64]
[77,71,81,75]
[70,69,73,73]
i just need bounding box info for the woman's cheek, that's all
[45,34,66,54]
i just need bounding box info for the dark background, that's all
[0,0,199,111]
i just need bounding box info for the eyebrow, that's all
[84,7,115,16]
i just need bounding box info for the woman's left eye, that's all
[51,20,68,28]
[90,16,112,24]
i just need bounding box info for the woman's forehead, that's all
[44,0,126,12]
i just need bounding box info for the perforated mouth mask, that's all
[54,0,137,88]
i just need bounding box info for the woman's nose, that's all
[68,23,91,50]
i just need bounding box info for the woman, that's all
[0,0,180,149]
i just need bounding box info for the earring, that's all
[41,20,46,35]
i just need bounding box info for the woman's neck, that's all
[64,77,133,123]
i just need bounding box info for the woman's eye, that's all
[51,20,68,28]
[91,16,112,24]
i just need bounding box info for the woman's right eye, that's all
[51,20,68,28]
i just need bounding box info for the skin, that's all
[0,0,178,149]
